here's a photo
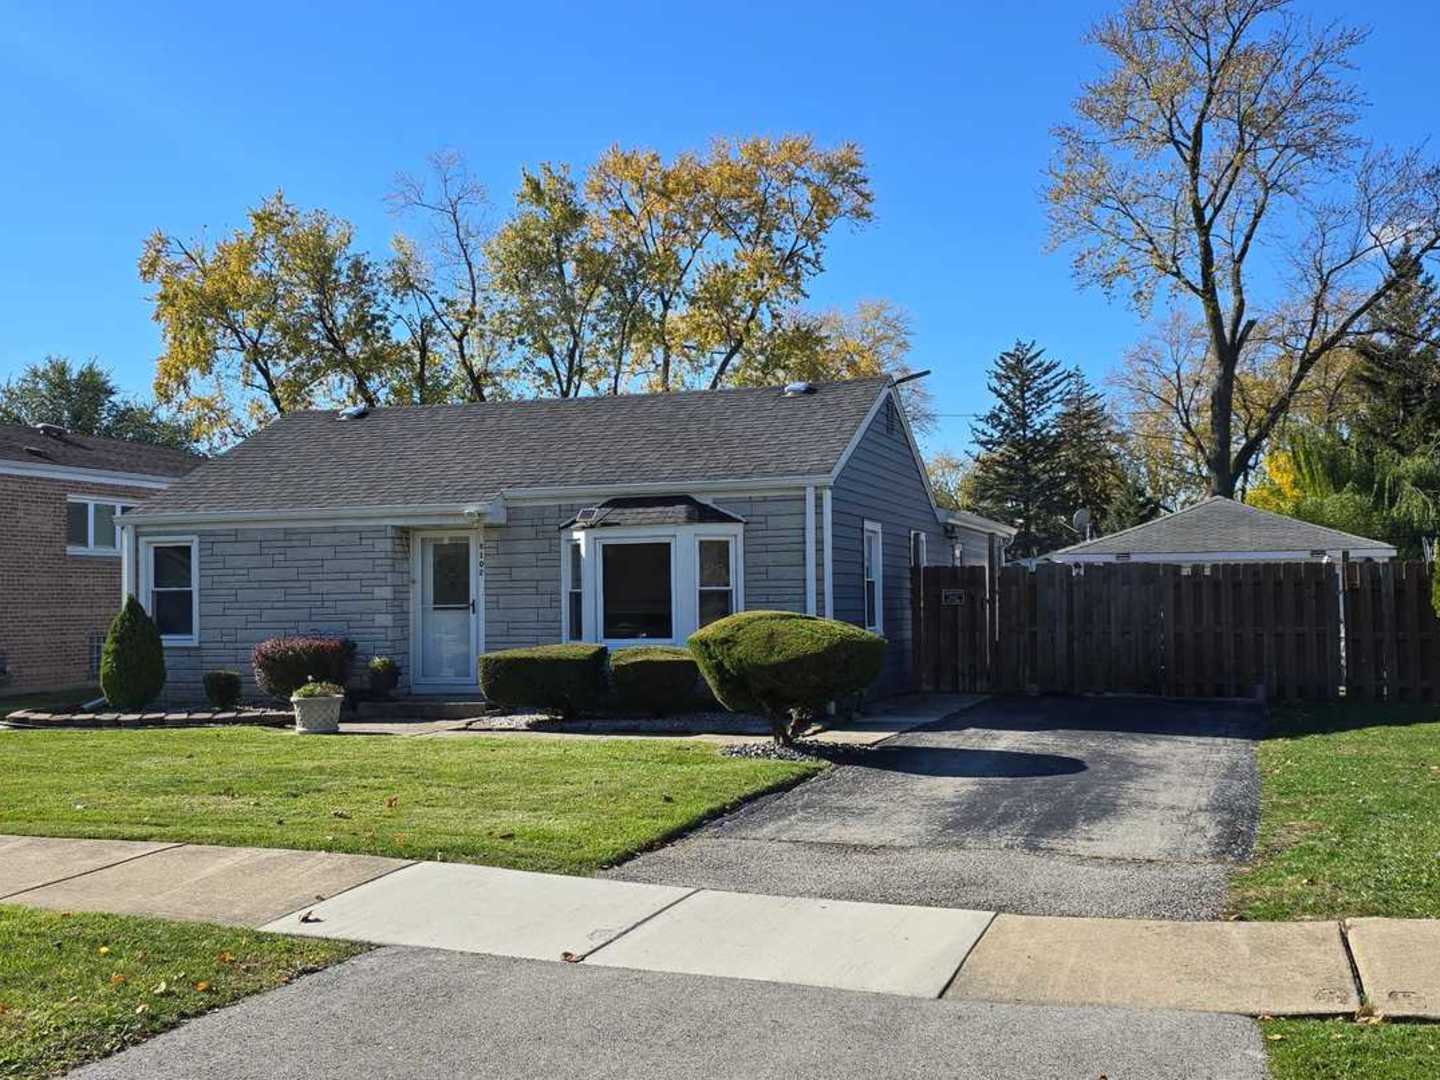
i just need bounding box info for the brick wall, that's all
[132,524,412,706]
[0,474,157,695]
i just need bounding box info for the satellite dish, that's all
[1072,508,1092,538]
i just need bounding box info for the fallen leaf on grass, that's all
[215,951,236,965]
[109,973,127,986]
[331,809,351,819]
[194,981,211,992]
[1266,1033,1285,1042]
[134,1003,149,1015]
[97,945,110,956]
[384,795,399,810]
[152,981,169,996]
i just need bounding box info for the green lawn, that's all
[0,905,361,1079]
[1228,701,1440,921]
[0,727,820,873]
[1263,1018,1440,1080]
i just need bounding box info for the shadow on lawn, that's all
[1264,700,1440,738]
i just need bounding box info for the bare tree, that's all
[1049,0,1440,495]
[389,150,502,401]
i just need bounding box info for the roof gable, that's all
[130,379,890,518]
[1050,496,1396,558]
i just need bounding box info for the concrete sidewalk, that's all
[6,833,1433,1018]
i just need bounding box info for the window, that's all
[601,541,672,640]
[565,540,583,640]
[66,498,134,554]
[910,530,927,568]
[863,520,883,633]
[698,538,734,627]
[142,537,199,644]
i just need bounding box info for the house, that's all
[1046,496,1397,564]
[117,378,1014,704]
[0,423,200,695]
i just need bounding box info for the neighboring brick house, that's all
[121,378,1014,704]
[0,424,199,696]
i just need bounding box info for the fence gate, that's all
[912,559,1440,701]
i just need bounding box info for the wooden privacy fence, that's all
[912,560,1440,702]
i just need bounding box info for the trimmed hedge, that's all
[610,646,701,716]
[688,610,886,743]
[252,636,356,700]
[478,643,609,718]
[100,595,166,709]
[203,670,243,710]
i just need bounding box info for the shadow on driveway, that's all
[859,746,1087,779]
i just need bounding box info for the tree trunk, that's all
[767,708,793,747]
[1207,347,1238,497]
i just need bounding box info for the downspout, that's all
[804,485,817,616]
[821,488,834,619]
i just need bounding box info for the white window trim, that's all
[863,519,884,634]
[560,522,745,646]
[695,533,740,630]
[561,537,584,642]
[139,534,200,646]
[910,529,927,569]
[66,497,137,557]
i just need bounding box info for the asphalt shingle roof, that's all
[0,423,201,478]
[129,378,890,517]
[559,495,746,530]
[1051,496,1395,557]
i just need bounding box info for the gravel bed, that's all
[721,739,873,762]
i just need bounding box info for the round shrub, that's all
[687,610,885,743]
[203,670,243,710]
[478,643,608,718]
[100,595,167,709]
[252,635,356,700]
[610,646,700,716]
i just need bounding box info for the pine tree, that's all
[100,595,167,709]
[1054,367,1122,536]
[1104,466,1164,532]
[1353,260,1440,456]
[971,340,1068,558]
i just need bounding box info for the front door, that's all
[414,534,480,691]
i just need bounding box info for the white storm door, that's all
[416,534,478,688]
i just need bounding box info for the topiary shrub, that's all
[100,595,166,709]
[688,610,886,744]
[478,643,608,718]
[368,656,400,697]
[252,635,356,700]
[610,646,700,716]
[203,670,243,710]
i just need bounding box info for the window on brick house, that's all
[66,498,136,554]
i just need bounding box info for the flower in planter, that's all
[292,679,344,699]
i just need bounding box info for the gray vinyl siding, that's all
[831,396,948,695]
[137,524,411,706]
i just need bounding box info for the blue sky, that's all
[3,0,1436,455]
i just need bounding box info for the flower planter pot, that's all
[368,668,400,698]
[291,694,343,734]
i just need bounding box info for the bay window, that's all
[140,536,200,645]
[561,523,743,644]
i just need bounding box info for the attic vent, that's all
[782,381,815,397]
[338,404,369,421]
[22,445,49,458]
[1114,553,1131,562]
[33,422,67,438]
[1309,549,1327,558]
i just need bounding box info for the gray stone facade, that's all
[137,525,411,705]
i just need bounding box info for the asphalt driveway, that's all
[606,696,1263,919]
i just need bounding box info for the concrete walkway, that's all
[6,834,1437,1019]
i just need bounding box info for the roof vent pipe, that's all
[338,404,370,421]
[782,381,816,397]
[33,422,67,438]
